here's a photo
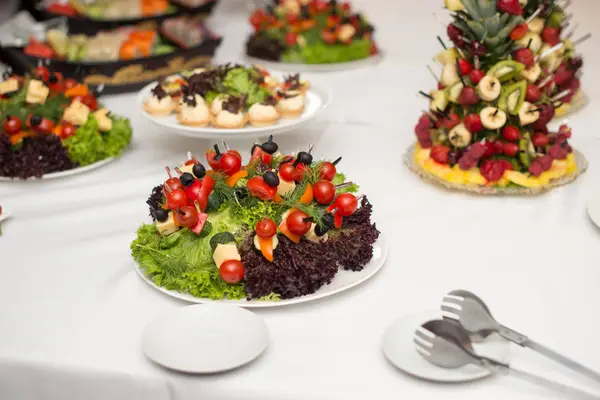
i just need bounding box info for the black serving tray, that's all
[25,0,218,35]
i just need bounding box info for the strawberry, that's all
[561,77,580,103]
[430,145,451,164]
[532,132,549,147]
[548,144,568,160]
[437,82,445,90]
[537,155,553,171]
[554,64,573,86]
[481,160,507,182]
[503,142,519,157]
[447,24,465,47]
[458,59,473,75]
[558,124,572,139]
[502,125,520,142]
[442,112,461,130]
[459,87,479,105]
[514,48,535,68]
[510,23,528,40]
[482,140,496,158]
[497,0,523,15]
[469,69,485,85]
[464,113,483,133]
[493,140,505,155]
[542,27,561,46]
[526,84,541,102]
[529,161,544,177]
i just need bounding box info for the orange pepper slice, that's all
[64,84,88,97]
[257,236,274,262]
[278,220,301,244]
[9,131,29,145]
[172,210,180,227]
[52,125,62,136]
[225,170,248,187]
[299,183,313,204]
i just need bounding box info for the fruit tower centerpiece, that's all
[408,0,586,193]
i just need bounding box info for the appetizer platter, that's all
[245,0,381,72]
[131,138,386,307]
[0,16,222,94]
[0,67,132,180]
[138,64,330,139]
[28,0,218,35]
[519,0,590,118]
[407,0,588,195]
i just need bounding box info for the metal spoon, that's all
[442,289,600,385]
[415,319,600,400]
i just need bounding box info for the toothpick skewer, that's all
[572,33,592,46]
[526,6,543,24]
[551,89,573,102]
[564,23,579,40]
[427,65,440,83]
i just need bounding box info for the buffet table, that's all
[2,0,600,399]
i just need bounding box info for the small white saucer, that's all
[381,310,510,383]
[142,304,269,373]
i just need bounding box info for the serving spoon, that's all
[415,319,600,399]
[441,289,600,385]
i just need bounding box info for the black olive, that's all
[263,170,280,187]
[155,208,169,222]
[213,144,222,160]
[48,74,58,84]
[261,141,278,155]
[296,151,313,165]
[315,223,329,237]
[180,172,195,187]
[322,213,335,229]
[265,5,275,14]
[192,163,206,179]
[234,187,248,199]
[30,115,42,126]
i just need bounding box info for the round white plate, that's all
[137,82,331,139]
[587,193,600,229]
[134,233,387,308]
[142,304,268,373]
[382,311,510,383]
[0,157,116,181]
[245,52,384,73]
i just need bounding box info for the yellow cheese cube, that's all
[93,108,112,132]
[0,78,19,95]
[156,213,179,236]
[277,174,296,196]
[63,99,90,126]
[26,80,49,104]
[213,243,241,268]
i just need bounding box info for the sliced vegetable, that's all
[209,232,236,252]
[226,170,248,187]
[299,183,314,204]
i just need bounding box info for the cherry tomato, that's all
[319,162,337,181]
[285,32,298,46]
[279,163,297,182]
[334,193,358,217]
[295,163,309,182]
[249,9,265,30]
[206,148,221,170]
[30,116,55,134]
[247,176,276,201]
[286,210,312,236]
[3,116,22,135]
[34,66,49,82]
[220,153,242,176]
[166,189,189,210]
[185,179,202,200]
[82,93,98,111]
[256,218,277,238]
[177,206,198,228]
[47,72,63,91]
[313,181,336,205]
[165,177,184,191]
[219,260,245,284]
[63,78,78,90]
[250,145,272,166]
[60,122,75,139]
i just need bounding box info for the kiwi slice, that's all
[547,11,566,29]
[518,133,535,168]
[445,81,464,103]
[498,80,527,115]
[487,60,525,82]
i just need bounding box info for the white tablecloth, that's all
[2,1,600,399]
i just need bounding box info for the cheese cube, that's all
[180,164,194,175]
[0,78,19,95]
[277,174,296,196]
[156,213,179,236]
[212,243,241,268]
[305,223,328,243]
[63,99,90,126]
[26,80,49,104]
[93,108,112,132]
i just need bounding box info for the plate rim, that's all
[136,79,332,139]
[381,310,510,383]
[132,232,388,308]
[244,51,384,73]
[141,303,269,373]
[0,156,117,181]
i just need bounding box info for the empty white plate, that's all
[142,304,269,373]
[381,310,510,383]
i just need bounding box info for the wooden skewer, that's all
[551,89,573,102]
[427,65,440,83]
[526,6,543,24]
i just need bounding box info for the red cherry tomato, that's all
[165,177,184,192]
[166,189,189,210]
[206,149,221,170]
[60,122,75,139]
[249,9,265,30]
[3,116,22,135]
[334,193,358,217]
[250,146,272,166]
[319,162,337,181]
[279,163,297,182]
[220,153,242,176]
[286,210,312,236]
[247,176,276,201]
[47,72,63,91]
[219,260,245,284]
[295,163,309,182]
[82,93,98,111]
[34,66,50,82]
[185,179,202,200]
[30,116,55,134]
[63,78,78,90]
[177,206,198,228]
[256,218,277,238]
[313,180,336,205]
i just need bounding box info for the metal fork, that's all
[441,290,600,385]
[415,319,600,400]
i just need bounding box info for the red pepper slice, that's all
[334,213,343,229]
[247,176,276,201]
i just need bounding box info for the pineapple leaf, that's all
[477,0,498,19]
[485,36,502,48]
[485,14,503,36]
[466,20,487,38]
[461,0,481,20]
[498,16,523,39]
[452,19,471,35]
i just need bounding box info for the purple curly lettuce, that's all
[0,135,75,179]
[239,197,379,299]
[146,185,165,220]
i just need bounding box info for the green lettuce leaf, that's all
[282,39,371,64]
[223,67,270,106]
[332,173,359,193]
